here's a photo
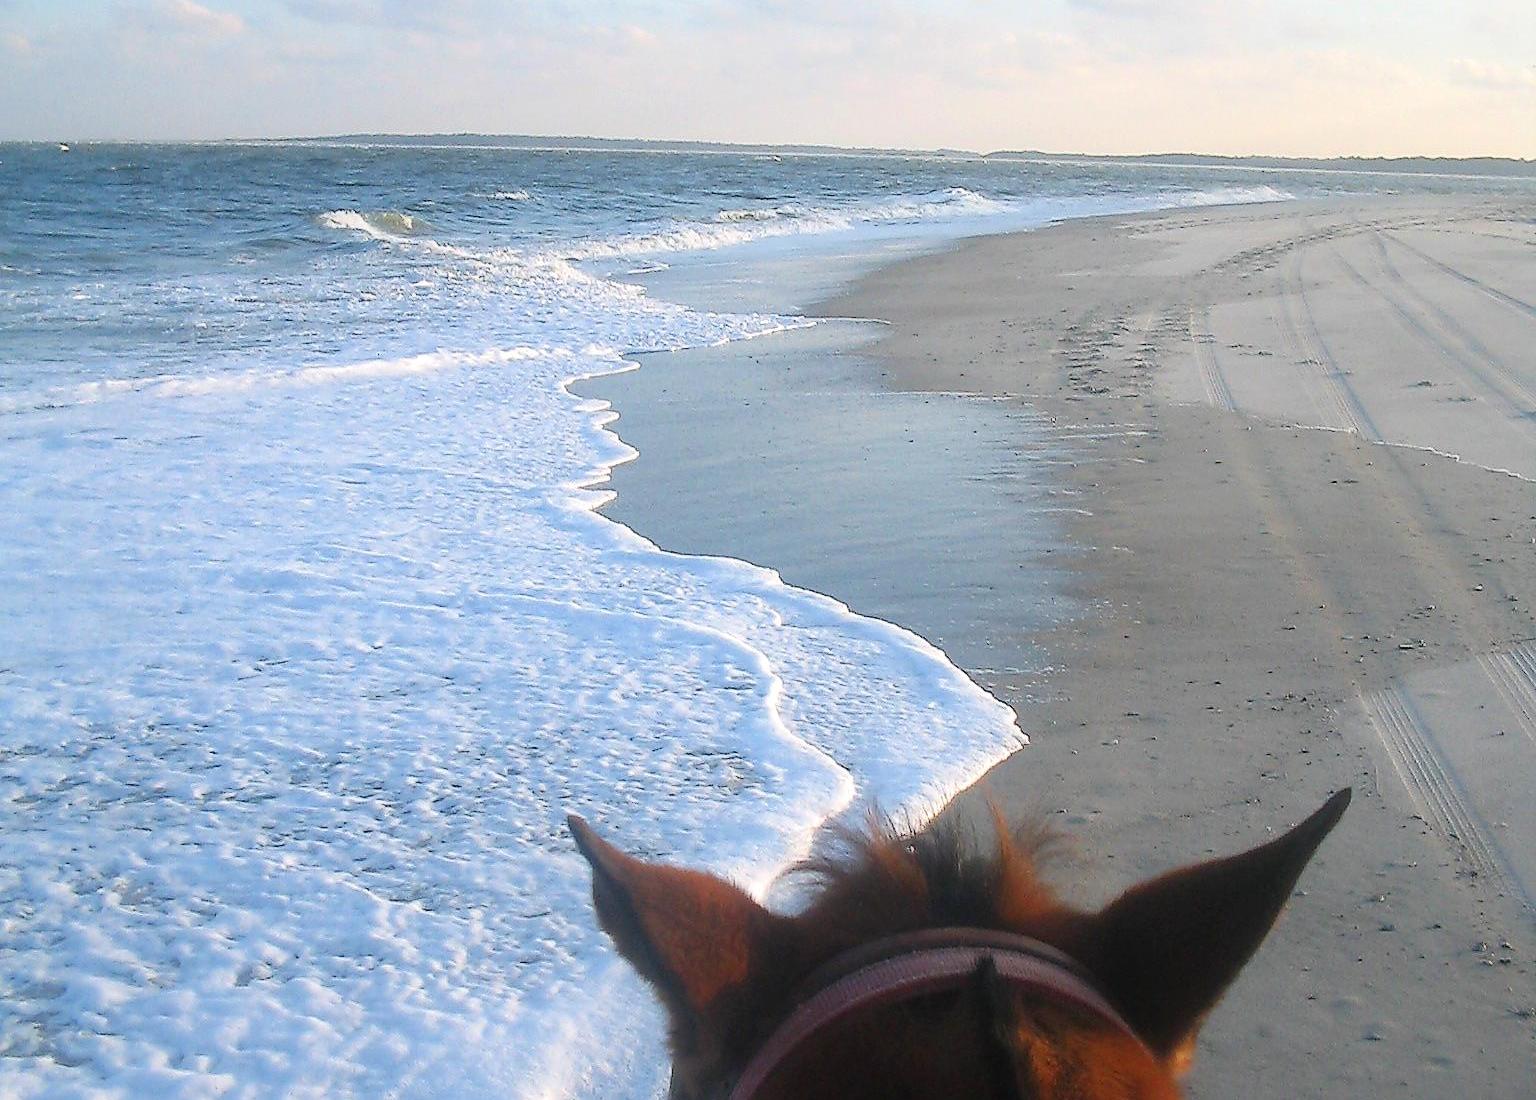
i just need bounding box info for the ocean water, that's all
[0,140,1523,1098]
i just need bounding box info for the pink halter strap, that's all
[727,929,1143,1100]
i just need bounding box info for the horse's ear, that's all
[1080,789,1351,1067]
[568,815,787,1018]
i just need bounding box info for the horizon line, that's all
[6,131,1533,167]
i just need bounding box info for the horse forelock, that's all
[788,809,1073,950]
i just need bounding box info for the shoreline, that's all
[830,194,1536,1096]
[589,194,1536,1095]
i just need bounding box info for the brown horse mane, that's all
[788,808,1072,949]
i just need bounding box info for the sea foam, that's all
[561,186,1013,260]
[557,184,1294,264]
[0,213,1021,1099]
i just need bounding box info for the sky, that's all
[0,0,1532,157]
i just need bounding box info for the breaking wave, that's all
[1170,184,1295,206]
[317,209,426,240]
[563,187,1013,260]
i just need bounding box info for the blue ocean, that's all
[14,140,1525,396]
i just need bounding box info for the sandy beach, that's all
[593,196,1536,1096]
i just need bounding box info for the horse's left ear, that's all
[1078,789,1351,1069]
[568,815,790,1020]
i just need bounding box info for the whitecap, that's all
[318,209,425,241]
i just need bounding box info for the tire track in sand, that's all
[1337,230,1536,417]
[1275,240,1381,438]
[1286,220,1529,607]
[1187,306,1237,411]
[1360,684,1508,887]
[1383,232,1536,322]
[1479,641,1536,750]
[1212,387,1521,903]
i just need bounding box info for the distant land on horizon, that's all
[274,134,1535,178]
[265,132,938,158]
[987,149,1536,178]
[14,132,1534,178]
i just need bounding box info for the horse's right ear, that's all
[568,815,789,1022]
[1077,789,1351,1070]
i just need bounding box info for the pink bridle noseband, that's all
[726,928,1145,1100]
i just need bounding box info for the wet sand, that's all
[591,196,1536,1096]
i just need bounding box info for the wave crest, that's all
[318,209,425,241]
[567,187,1013,261]
[1172,184,1295,207]
[714,205,795,223]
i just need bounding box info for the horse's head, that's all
[570,789,1350,1099]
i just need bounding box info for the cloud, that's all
[156,0,246,37]
[1450,58,1536,91]
[1064,0,1160,15]
[281,0,409,27]
[278,0,533,37]
[1064,0,1223,19]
